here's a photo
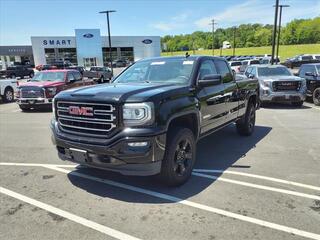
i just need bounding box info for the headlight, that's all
[123,102,154,126]
[52,97,56,119]
[47,87,57,95]
[262,81,271,88]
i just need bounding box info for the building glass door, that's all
[83,58,97,69]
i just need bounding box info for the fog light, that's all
[128,142,148,147]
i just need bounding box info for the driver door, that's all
[196,59,226,134]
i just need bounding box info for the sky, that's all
[0,0,319,45]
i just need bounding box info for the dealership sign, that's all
[142,39,152,44]
[83,33,94,38]
[42,39,72,46]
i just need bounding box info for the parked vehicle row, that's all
[282,54,320,69]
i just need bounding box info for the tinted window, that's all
[230,62,242,66]
[245,67,253,77]
[73,72,82,81]
[300,66,315,77]
[67,73,75,81]
[198,60,217,80]
[301,56,313,61]
[215,60,233,83]
[250,60,260,65]
[242,61,249,66]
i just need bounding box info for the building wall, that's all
[31,30,161,66]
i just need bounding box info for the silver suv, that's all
[244,65,306,107]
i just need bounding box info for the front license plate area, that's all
[67,148,88,163]
[29,100,35,104]
[285,94,290,100]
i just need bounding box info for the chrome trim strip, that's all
[57,101,115,112]
[59,117,113,124]
[58,120,115,132]
[57,111,115,122]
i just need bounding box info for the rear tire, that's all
[313,88,320,106]
[158,127,196,187]
[236,101,256,136]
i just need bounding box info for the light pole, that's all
[271,0,279,65]
[99,10,116,76]
[233,26,237,56]
[276,4,290,64]
[209,19,217,56]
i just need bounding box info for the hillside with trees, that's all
[161,17,320,52]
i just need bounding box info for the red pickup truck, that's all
[16,69,95,111]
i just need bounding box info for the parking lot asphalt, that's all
[0,102,320,240]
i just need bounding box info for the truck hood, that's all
[19,81,65,88]
[259,76,303,81]
[56,82,190,103]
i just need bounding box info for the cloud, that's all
[195,0,320,29]
[151,12,190,32]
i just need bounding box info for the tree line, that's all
[161,17,320,52]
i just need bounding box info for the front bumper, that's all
[50,120,166,176]
[259,87,306,102]
[17,97,53,106]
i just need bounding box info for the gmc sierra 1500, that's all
[51,56,259,186]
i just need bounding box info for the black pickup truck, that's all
[51,56,258,186]
[0,65,34,79]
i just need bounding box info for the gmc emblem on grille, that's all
[68,106,94,116]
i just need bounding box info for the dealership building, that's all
[0,29,161,69]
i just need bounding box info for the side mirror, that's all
[198,74,222,87]
[293,72,299,76]
[248,74,255,79]
[305,72,316,77]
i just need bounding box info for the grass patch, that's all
[161,44,320,61]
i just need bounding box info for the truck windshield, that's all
[114,58,194,84]
[31,72,65,82]
[258,67,292,77]
[316,65,320,72]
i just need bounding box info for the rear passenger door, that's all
[196,59,226,133]
[214,59,239,122]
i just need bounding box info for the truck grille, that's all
[56,101,117,137]
[20,87,44,98]
[272,81,301,92]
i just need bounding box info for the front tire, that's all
[3,88,14,102]
[236,101,256,136]
[313,88,320,106]
[159,127,196,187]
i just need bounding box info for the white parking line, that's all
[193,169,320,191]
[0,162,77,168]
[192,172,320,200]
[0,186,141,240]
[44,165,320,240]
[1,162,319,199]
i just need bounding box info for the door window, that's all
[73,72,82,81]
[245,67,253,77]
[67,73,75,82]
[215,60,233,83]
[198,60,217,80]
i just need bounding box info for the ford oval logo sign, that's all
[83,33,94,38]
[142,39,152,44]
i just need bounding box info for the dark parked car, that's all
[0,65,34,79]
[298,63,320,105]
[283,55,320,69]
[51,56,259,186]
